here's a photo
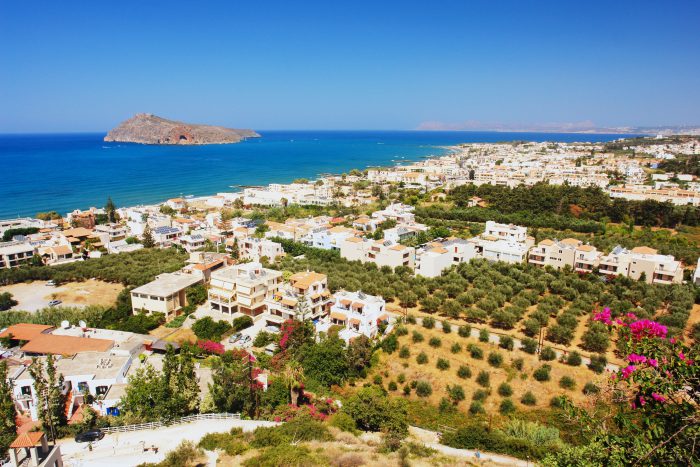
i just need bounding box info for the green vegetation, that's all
[192,317,232,341]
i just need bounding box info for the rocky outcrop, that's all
[104,114,260,145]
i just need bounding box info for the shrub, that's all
[232,315,254,332]
[511,358,524,371]
[198,432,249,456]
[533,365,551,382]
[498,383,513,397]
[476,370,490,387]
[521,337,538,354]
[588,354,607,374]
[422,317,435,329]
[470,345,484,360]
[243,444,325,467]
[330,412,359,434]
[499,398,516,415]
[550,395,567,408]
[473,389,489,402]
[499,335,514,351]
[253,331,274,347]
[388,381,398,391]
[488,352,503,368]
[415,381,433,397]
[447,384,466,404]
[412,331,424,343]
[406,314,417,324]
[158,441,204,467]
[540,346,556,361]
[559,376,576,390]
[428,337,442,348]
[450,343,462,354]
[442,321,452,333]
[394,325,409,337]
[469,401,485,414]
[397,373,406,384]
[565,351,582,367]
[457,365,472,379]
[458,325,471,337]
[251,416,332,448]
[192,317,232,341]
[582,382,600,395]
[399,346,410,358]
[403,385,411,396]
[479,328,490,342]
[416,352,428,364]
[521,391,537,406]
[373,375,383,385]
[436,358,450,370]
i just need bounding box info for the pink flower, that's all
[639,396,646,406]
[621,365,637,379]
[669,338,677,344]
[627,354,647,364]
[630,401,637,409]
[628,320,668,340]
[626,312,638,320]
[651,393,666,403]
[647,358,658,368]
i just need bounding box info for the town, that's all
[1,135,699,466]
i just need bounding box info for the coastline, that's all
[0,131,630,219]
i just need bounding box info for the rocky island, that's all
[104,113,260,145]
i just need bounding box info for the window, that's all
[21,386,31,396]
[96,386,108,395]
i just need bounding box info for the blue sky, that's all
[1,0,699,132]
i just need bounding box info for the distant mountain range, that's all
[104,114,260,145]
[416,120,700,135]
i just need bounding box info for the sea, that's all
[0,131,634,219]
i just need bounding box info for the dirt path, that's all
[0,280,122,311]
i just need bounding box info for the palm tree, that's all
[283,361,305,406]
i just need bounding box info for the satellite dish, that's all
[61,320,70,329]
[79,320,87,329]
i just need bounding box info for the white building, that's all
[209,262,283,317]
[266,271,332,325]
[240,237,285,262]
[415,238,477,277]
[340,237,415,270]
[318,290,389,342]
[599,246,684,285]
[130,272,203,318]
[0,241,36,268]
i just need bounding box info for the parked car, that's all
[45,280,56,287]
[239,335,251,345]
[75,430,104,443]
[228,333,242,343]
[264,325,280,334]
[48,300,62,307]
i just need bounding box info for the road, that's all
[59,418,276,467]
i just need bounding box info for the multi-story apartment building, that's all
[528,238,601,272]
[609,186,700,206]
[130,272,203,318]
[152,226,182,247]
[0,241,36,268]
[304,226,356,250]
[179,234,207,252]
[321,290,389,342]
[266,271,332,324]
[372,203,416,224]
[340,237,415,269]
[208,262,283,317]
[483,221,529,243]
[94,223,128,242]
[415,238,477,277]
[598,246,683,284]
[240,237,285,262]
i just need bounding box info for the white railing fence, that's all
[102,412,241,433]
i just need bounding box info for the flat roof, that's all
[55,351,130,379]
[131,273,202,297]
[21,334,113,356]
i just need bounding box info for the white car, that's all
[264,325,280,334]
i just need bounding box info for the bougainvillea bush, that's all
[544,309,699,465]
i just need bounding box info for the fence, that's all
[102,412,241,433]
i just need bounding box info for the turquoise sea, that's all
[0,131,633,218]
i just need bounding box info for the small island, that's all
[104,113,260,145]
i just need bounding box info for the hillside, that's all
[104,113,260,145]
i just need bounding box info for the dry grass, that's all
[368,324,604,413]
[149,326,197,344]
[50,279,123,305]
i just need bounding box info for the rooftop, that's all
[21,334,114,356]
[131,273,202,297]
[0,324,54,341]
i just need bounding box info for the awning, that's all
[330,312,347,321]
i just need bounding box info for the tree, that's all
[294,294,311,322]
[105,197,117,223]
[0,292,17,311]
[0,361,18,456]
[230,238,240,260]
[121,364,172,421]
[142,224,156,248]
[342,387,408,437]
[346,335,373,376]
[28,355,66,440]
[210,350,259,416]
[282,361,305,406]
[299,335,349,387]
